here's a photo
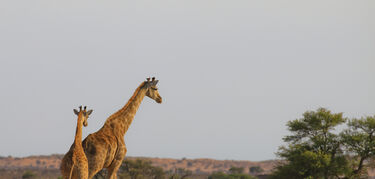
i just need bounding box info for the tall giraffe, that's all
[82,77,162,179]
[60,106,93,179]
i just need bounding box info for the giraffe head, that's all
[143,77,162,104]
[73,106,93,127]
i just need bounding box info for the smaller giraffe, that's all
[60,106,93,179]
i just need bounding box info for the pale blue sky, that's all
[0,0,374,161]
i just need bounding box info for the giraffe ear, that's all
[86,109,93,116]
[153,80,159,85]
[73,109,79,115]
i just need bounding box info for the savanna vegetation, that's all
[208,166,258,179]
[0,156,267,179]
[91,159,260,179]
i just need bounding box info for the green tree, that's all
[271,108,349,179]
[340,116,375,178]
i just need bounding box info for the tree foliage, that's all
[340,116,375,178]
[271,108,375,179]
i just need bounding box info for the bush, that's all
[118,159,165,179]
[22,170,36,179]
[249,166,263,174]
[208,171,257,179]
[229,167,244,174]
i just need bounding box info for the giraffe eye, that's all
[151,87,158,90]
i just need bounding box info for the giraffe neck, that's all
[73,115,84,149]
[105,83,147,136]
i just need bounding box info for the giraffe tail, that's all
[68,164,74,179]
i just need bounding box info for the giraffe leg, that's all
[88,167,103,179]
[106,160,122,179]
[106,145,126,179]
